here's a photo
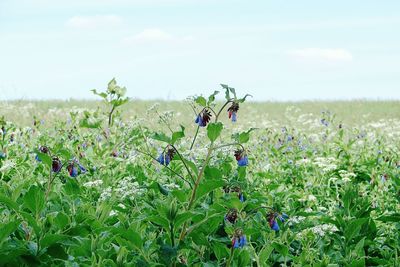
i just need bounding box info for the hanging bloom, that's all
[269,216,280,231]
[67,163,78,178]
[321,118,329,127]
[232,229,247,249]
[234,149,248,167]
[224,209,238,224]
[35,146,50,162]
[78,163,87,173]
[52,157,62,173]
[277,213,289,223]
[195,109,212,127]
[156,148,175,166]
[227,102,239,122]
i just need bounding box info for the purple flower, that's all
[67,163,78,177]
[232,233,247,248]
[195,109,212,127]
[237,156,248,167]
[321,118,329,127]
[52,157,62,173]
[228,102,239,122]
[156,148,175,166]
[234,149,248,167]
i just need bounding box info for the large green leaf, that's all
[207,122,223,142]
[23,185,45,216]
[195,180,225,202]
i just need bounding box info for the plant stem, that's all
[190,125,200,150]
[135,149,193,188]
[170,144,195,184]
[108,105,116,127]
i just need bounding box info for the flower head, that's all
[52,157,62,173]
[67,163,78,177]
[156,148,175,166]
[227,102,239,122]
[231,229,247,249]
[35,146,50,162]
[224,209,238,224]
[195,109,212,127]
[234,149,248,167]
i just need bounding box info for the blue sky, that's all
[0,0,399,101]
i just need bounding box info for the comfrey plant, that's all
[92,78,129,127]
[130,84,293,265]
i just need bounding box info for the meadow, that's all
[0,82,399,266]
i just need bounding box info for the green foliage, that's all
[0,84,399,266]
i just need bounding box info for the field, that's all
[0,84,400,266]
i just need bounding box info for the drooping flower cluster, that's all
[268,212,289,231]
[195,109,212,127]
[51,157,62,173]
[232,229,247,249]
[227,102,239,122]
[224,185,245,202]
[234,149,248,167]
[35,146,49,161]
[156,148,175,166]
[224,209,238,224]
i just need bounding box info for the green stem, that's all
[108,105,116,127]
[190,125,200,150]
[170,223,175,247]
[178,143,214,242]
[135,149,193,188]
[170,144,195,184]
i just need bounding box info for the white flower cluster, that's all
[0,160,15,172]
[313,157,337,172]
[338,170,356,182]
[83,179,103,188]
[309,224,339,237]
[114,176,145,201]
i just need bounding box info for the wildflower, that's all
[156,148,175,166]
[381,174,388,183]
[52,157,62,173]
[234,149,248,167]
[227,102,239,122]
[78,163,87,173]
[0,151,6,159]
[67,163,78,177]
[35,146,50,161]
[195,109,212,127]
[232,229,247,249]
[224,209,238,224]
[321,118,329,127]
[268,212,287,231]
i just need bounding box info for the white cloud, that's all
[287,48,353,62]
[65,15,123,29]
[122,28,193,44]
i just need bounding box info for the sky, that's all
[0,0,399,101]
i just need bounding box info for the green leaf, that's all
[376,213,400,222]
[238,249,251,266]
[232,128,257,144]
[120,229,143,249]
[272,242,288,257]
[91,89,107,99]
[207,122,223,142]
[195,96,207,107]
[237,94,252,103]
[259,245,274,264]
[208,91,219,104]
[171,125,185,144]
[0,220,21,244]
[54,212,69,230]
[23,185,45,215]
[195,179,225,202]
[148,216,169,230]
[150,132,171,144]
[35,151,52,167]
[344,218,368,242]
[175,211,194,228]
[213,242,229,261]
[41,234,69,249]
